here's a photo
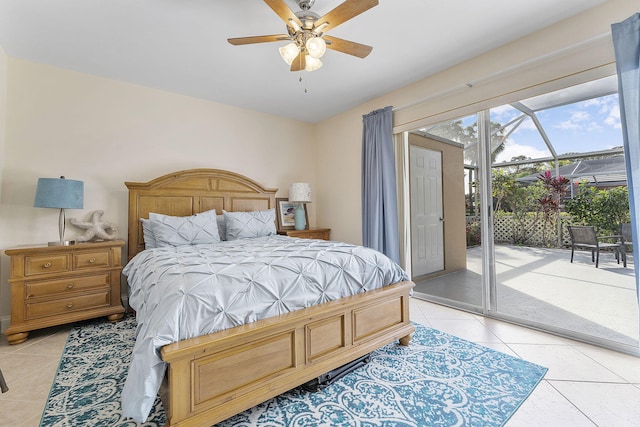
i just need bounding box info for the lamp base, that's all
[48,240,76,247]
[294,204,306,231]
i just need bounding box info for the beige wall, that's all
[408,133,466,278]
[315,0,637,251]
[0,59,316,326]
[1,0,637,326]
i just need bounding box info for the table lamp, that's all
[288,183,311,231]
[34,176,84,246]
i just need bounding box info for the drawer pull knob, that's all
[43,262,52,268]
[67,283,74,289]
[89,258,96,263]
[66,302,74,309]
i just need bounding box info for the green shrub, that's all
[564,182,629,235]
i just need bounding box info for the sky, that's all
[490,93,622,164]
[419,76,624,166]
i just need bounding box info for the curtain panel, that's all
[612,13,640,307]
[362,106,400,264]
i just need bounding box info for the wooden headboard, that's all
[125,169,277,260]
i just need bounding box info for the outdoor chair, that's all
[619,223,633,268]
[567,225,621,268]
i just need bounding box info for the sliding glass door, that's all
[408,75,639,353]
[410,113,485,312]
[488,76,638,351]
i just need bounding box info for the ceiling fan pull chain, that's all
[298,74,307,93]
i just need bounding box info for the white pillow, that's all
[149,209,220,247]
[223,209,276,241]
[140,218,157,249]
[217,214,226,241]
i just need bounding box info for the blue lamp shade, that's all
[288,183,311,231]
[34,177,84,209]
[34,176,84,245]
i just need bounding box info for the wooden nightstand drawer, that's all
[295,230,330,240]
[4,240,126,345]
[25,254,70,276]
[25,291,111,319]
[75,250,112,269]
[279,228,331,240]
[25,273,111,299]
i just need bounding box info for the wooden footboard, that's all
[160,280,414,427]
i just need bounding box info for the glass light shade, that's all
[279,42,299,65]
[306,37,326,59]
[304,55,323,72]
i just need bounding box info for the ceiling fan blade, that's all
[290,50,306,72]
[314,0,378,33]
[323,35,372,58]
[264,0,303,29]
[228,34,290,45]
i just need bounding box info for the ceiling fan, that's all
[228,0,378,72]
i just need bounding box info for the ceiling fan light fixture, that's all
[279,42,299,65]
[306,36,326,59]
[230,0,378,73]
[304,55,322,71]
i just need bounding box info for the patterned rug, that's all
[41,316,547,426]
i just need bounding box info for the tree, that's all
[428,119,506,164]
[565,182,630,235]
[508,155,540,178]
[537,171,570,246]
[491,169,546,244]
[492,170,515,212]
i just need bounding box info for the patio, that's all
[414,244,639,349]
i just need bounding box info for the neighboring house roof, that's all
[517,156,627,187]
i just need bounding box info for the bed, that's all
[122,168,415,426]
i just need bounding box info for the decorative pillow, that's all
[223,209,276,241]
[149,209,220,247]
[217,214,227,241]
[140,218,157,249]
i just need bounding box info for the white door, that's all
[410,145,444,276]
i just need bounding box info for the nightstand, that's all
[3,240,126,345]
[278,228,331,240]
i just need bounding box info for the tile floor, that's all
[1,298,639,426]
[414,245,639,348]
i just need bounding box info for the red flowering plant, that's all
[537,170,570,246]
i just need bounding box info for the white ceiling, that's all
[0,0,606,123]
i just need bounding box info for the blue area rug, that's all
[41,316,547,426]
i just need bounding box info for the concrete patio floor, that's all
[414,244,639,350]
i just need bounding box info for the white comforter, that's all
[120,235,408,422]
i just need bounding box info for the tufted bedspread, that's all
[120,235,408,422]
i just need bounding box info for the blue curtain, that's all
[612,13,640,306]
[362,106,400,263]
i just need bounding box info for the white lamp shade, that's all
[289,183,312,203]
[279,42,299,65]
[304,55,323,72]
[306,37,326,59]
[34,177,84,209]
